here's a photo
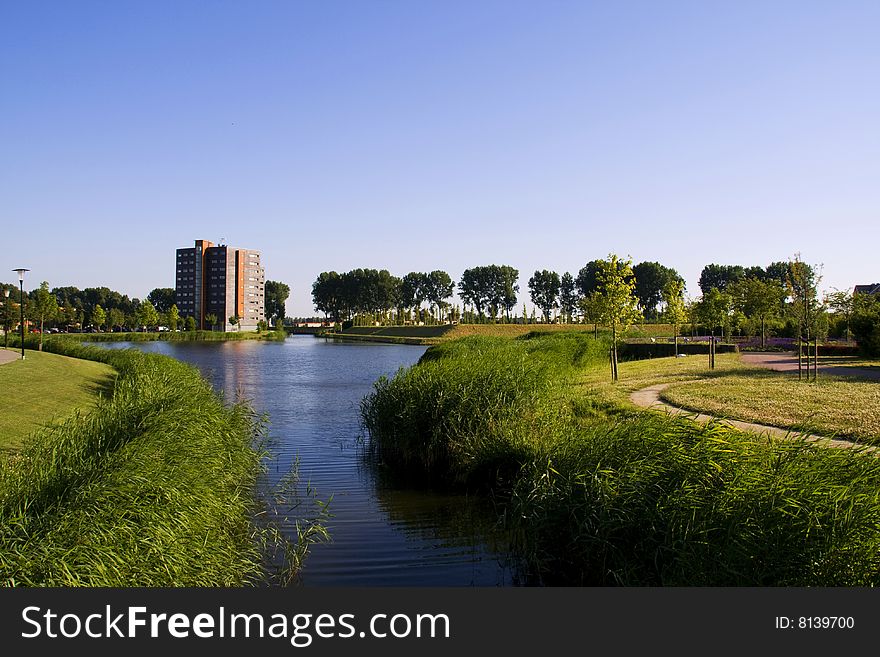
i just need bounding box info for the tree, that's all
[167,304,180,331]
[147,288,176,313]
[92,304,106,332]
[31,281,59,351]
[185,316,197,332]
[698,264,745,294]
[695,287,732,340]
[575,260,603,297]
[425,270,454,322]
[662,279,688,355]
[824,289,854,342]
[265,280,291,325]
[312,271,347,323]
[205,313,219,331]
[458,267,493,321]
[559,272,578,323]
[579,292,603,338]
[400,272,428,321]
[528,270,561,323]
[786,254,821,380]
[137,299,159,331]
[729,277,785,348]
[107,307,125,331]
[496,265,520,321]
[595,255,641,381]
[632,261,683,320]
[851,294,880,356]
[229,315,240,332]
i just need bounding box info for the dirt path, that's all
[0,349,19,366]
[740,351,880,381]
[630,383,874,452]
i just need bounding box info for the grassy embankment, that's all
[361,332,880,585]
[0,349,114,452]
[63,329,286,342]
[327,322,683,345]
[0,337,311,586]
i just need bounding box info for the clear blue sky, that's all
[3,1,878,315]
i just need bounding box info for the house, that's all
[853,283,880,296]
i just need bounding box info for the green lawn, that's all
[662,373,880,443]
[0,348,115,451]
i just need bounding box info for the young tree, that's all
[137,299,159,331]
[662,279,688,355]
[695,287,733,340]
[167,304,180,331]
[595,255,641,381]
[107,307,125,331]
[729,277,785,348]
[229,315,240,332]
[185,316,197,332]
[786,254,821,380]
[92,304,107,332]
[205,313,219,331]
[579,292,603,338]
[559,272,578,324]
[528,270,561,323]
[31,281,59,351]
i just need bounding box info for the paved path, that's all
[0,349,19,366]
[740,351,880,381]
[630,383,875,452]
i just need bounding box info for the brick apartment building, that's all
[175,239,265,331]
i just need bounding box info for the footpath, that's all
[0,349,19,366]
[630,352,878,452]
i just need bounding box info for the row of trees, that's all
[2,279,292,334]
[312,269,456,324]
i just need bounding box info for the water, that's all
[100,336,517,586]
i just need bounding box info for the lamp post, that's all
[3,288,9,349]
[13,269,29,360]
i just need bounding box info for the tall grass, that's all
[0,339,303,586]
[361,331,880,585]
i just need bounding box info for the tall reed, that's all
[0,339,297,586]
[362,331,880,585]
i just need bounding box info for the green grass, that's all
[0,338,315,586]
[661,374,880,444]
[0,348,115,452]
[361,331,880,585]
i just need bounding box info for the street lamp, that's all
[2,288,9,349]
[12,269,29,360]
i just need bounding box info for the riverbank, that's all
[361,331,880,585]
[0,348,114,452]
[321,322,691,345]
[62,329,286,342]
[0,339,299,586]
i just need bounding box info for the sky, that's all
[2,1,878,316]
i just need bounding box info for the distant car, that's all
[157,326,170,332]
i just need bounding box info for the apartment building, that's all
[175,239,265,331]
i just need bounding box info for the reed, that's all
[0,339,306,586]
[361,331,880,585]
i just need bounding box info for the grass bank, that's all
[0,338,300,586]
[0,349,114,452]
[662,374,880,444]
[362,332,880,585]
[323,322,687,345]
[63,329,286,343]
